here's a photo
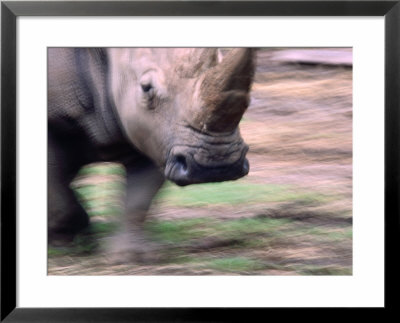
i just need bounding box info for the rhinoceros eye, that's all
[140,82,157,109]
[141,83,153,93]
[140,82,156,100]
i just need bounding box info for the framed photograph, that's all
[1,0,399,320]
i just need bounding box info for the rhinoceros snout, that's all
[242,158,250,175]
[165,152,250,186]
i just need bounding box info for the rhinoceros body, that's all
[48,48,255,261]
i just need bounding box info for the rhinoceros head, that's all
[108,48,255,185]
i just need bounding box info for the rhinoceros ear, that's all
[196,48,255,132]
[175,48,219,78]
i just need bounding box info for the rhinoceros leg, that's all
[48,133,89,245]
[108,159,165,263]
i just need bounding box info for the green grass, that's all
[72,181,124,219]
[90,222,120,237]
[48,247,70,257]
[207,257,264,272]
[145,217,290,244]
[213,217,290,239]
[299,266,352,276]
[326,228,352,240]
[156,181,331,207]
[145,218,209,243]
[78,163,126,176]
[287,226,353,242]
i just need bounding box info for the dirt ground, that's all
[48,48,352,275]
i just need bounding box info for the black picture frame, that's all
[1,1,399,321]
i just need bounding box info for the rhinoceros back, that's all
[48,48,133,162]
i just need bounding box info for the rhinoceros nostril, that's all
[174,154,188,174]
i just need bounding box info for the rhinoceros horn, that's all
[194,48,255,132]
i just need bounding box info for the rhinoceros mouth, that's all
[164,144,249,186]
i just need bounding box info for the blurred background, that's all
[48,48,352,275]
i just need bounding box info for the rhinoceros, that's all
[48,47,255,262]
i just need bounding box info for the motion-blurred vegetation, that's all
[49,161,351,276]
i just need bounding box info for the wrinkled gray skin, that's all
[48,48,255,262]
